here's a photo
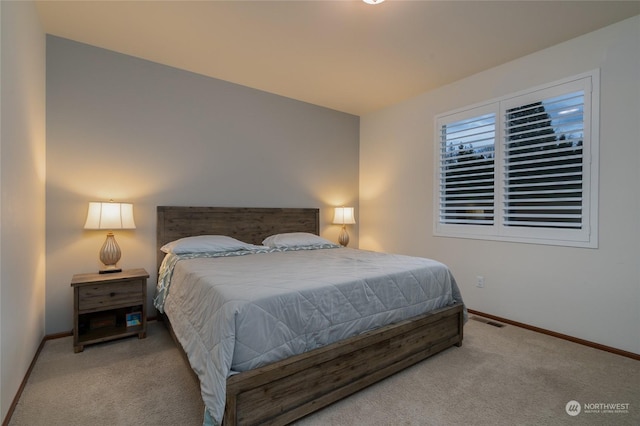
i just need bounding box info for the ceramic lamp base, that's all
[338,225,350,247]
[99,232,122,274]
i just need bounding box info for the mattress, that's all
[155,246,465,425]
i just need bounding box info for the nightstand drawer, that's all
[78,280,144,312]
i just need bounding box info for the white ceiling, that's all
[36,0,640,115]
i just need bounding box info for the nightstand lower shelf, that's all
[76,324,146,352]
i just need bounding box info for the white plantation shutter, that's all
[502,92,584,228]
[435,71,598,248]
[438,110,496,226]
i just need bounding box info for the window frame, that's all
[434,70,599,248]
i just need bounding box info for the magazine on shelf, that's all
[126,311,142,327]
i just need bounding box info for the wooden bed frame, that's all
[157,206,464,426]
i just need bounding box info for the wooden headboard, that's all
[156,206,320,272]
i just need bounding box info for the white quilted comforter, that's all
[159,247,464,425]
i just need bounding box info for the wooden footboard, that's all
[224,302,464,425]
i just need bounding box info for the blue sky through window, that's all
[443,90,584,158]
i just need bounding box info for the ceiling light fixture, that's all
[363,0,385,4]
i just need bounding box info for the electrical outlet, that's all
[476,275,485,288]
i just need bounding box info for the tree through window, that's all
[504,96,584,229]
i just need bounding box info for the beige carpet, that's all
[8,318,639,425]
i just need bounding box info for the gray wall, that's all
[0,1,46,420]
[360,16,640,355]
[46,36,359,334]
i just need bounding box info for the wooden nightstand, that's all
[71,268,149,353]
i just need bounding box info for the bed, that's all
[155,206,466,426]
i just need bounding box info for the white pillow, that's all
[262,232,335,248]
[161,235,259,254]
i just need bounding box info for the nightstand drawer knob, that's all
[110,292,116,297]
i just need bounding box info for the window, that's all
[435,71,598,248]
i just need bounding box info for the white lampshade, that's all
[84,202,136,230]
[363,0,385,4]
[332,207,356,225]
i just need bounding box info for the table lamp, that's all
[332,206,356,247]
[84,201,136,273]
